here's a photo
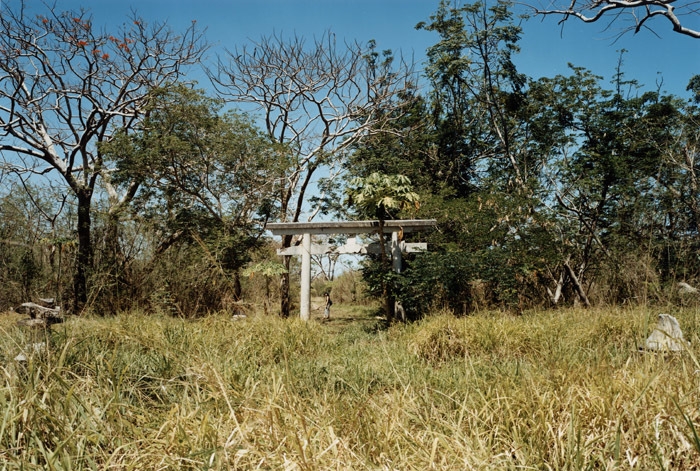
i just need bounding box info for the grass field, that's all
[1,301,699,469]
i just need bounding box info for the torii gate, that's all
[267,219,436,320]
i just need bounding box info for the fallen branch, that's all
[564,260,591,308]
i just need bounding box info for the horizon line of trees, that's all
[1,0,699,318]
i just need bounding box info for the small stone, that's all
[678,282,699,295]
[642,313,689,352]
[15,342,46,362]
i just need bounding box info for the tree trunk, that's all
[279,235,292,318]
[101,212,131,313]
[377,218,394,323]
[547,268,565,306]
[73,190,93,313]
[232,269,242,301]
[264,276,271,316]
[279,264,290,318]
[564,260,591,308]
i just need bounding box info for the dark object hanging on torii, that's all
[267,219,437,320]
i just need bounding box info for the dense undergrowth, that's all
[1,304,699,469]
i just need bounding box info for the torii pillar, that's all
[267,219,436,320]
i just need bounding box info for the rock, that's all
[642,313,689,352]
[678,282,699,295]
[16,317,63,328]
[14,342,47,362]
[37,298,56,308]
[15,302,61,319]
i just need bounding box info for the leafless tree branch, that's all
[0,0,207,308]
[209,31,416,317]
[210,31,416,222]
[528,0,700,38]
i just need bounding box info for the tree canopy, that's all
[1,0,699,317]
[0,1,206,311]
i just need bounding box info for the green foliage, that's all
[311,278,332,298]
[98,85,289,314]
[242,260,288,278]
[345,172,420,220]
[348,0,559,314]
[417,0,527,194]
[340,84,440,202]
[0,186,75,308]
[4,0,700,315]
[330,269,370,304]
[0,2,206,311]
[345,172,420,321]
[104,84,283,236]
[376,2,700,312]
[543,61,700,304]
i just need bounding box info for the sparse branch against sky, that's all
[31,0,699,100]
[529,0,700,39]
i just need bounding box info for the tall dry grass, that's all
[0,305,698,469]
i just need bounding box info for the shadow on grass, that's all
[310,302,388,334]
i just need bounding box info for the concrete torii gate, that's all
[267,219,436,320]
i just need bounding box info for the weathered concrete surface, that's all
[642,313,689,352]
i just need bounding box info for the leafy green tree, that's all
[342,0,530,314]
[102,85,285,312]
[544,63,687,303]
[0,180,76,308]
[414,1,696,309]
[417,0,527,194]
[0,2,206,311]
[408,0,559,311]
[345,172,419,321]
[242,261,288,315]
[211,32,415,317]
[641,80,700,287]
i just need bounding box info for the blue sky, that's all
[47,0,699,98]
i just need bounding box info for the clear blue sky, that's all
[46,0,699,98]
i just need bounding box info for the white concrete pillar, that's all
[300,232,311,321]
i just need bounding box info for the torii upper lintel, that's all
[266,219,437,236]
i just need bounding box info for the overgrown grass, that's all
[1,304,699,469]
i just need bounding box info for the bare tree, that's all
[211,32,415,317]
[0,2,206,311]
[530,0,700,38]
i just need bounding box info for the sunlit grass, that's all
[0,304,699,469]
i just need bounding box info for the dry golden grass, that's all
[0,304,699,469]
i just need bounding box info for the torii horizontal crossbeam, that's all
[266,219,436,236]
[278,240,427,256]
